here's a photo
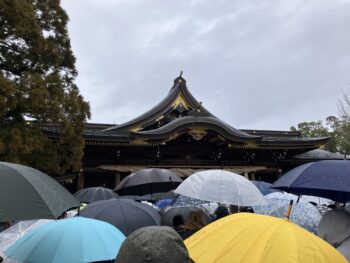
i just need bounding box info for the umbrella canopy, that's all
[271,160,350,202]
[79,198,160,236]
[265,192,333,206]
[172,194,210,207]
[317,209,350,247]
[252,198,321,233]
[0,162,80,221]
[115,168,182,197]
[175,170,266,206]
[74,187,118,203]
[338,238,350,262]
[115,226,192,263]
[4,217,125,263]
[185,213,347,263]
[251,180,281,195]
[161,206,212,227]
[0,219,52,257]
[155,199,174,209]
[119,191,177,202]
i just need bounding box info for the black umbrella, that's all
[0,162,80,221]
[161,206,212,227]
[79,198,160,236]
[115,168,182,198]
[74,187,118,203]
[271,160,350,202]
[119,191,177,202]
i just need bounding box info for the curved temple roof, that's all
[103,76,213,133]
[75,75,330,148]
[132,116,262,143]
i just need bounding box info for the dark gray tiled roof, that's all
[294,149,346,160]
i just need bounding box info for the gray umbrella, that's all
[79,198,161,236]
[115,226,193,263]
[74,187,118,203]
[0,162,80,221]
[161,206,213,227]
[338,238,350,262]
[317,209,350,247]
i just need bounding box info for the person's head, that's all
[173,214,185,227]
[115,226,193,263]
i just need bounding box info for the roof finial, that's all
[179,70,183,78]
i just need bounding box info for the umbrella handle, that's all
[286,200,294,220]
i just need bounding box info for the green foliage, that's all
[0,0,90,176]
[291,113,350,154]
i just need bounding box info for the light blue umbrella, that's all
[253,198,322,233]
[5,217,125,263]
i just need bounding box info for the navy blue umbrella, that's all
[251,181,281,195]
[271,160,350,202]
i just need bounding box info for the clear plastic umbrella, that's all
[175,170,266,206]
[0,219,52,257]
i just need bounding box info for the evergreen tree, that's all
[0,0,90,176]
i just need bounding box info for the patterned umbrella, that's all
[171,194,209,207]
[253,197,321,233]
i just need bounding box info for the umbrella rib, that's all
[256,221,285,263]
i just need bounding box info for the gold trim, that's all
[189,129,207,141]
[172,94,190,110]
[155,115,164,122]
[130,127,142,132]
[131,138,150,145]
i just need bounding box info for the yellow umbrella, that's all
[185,213,347,263]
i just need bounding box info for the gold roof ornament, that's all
[189,128,208,141]
[172,94,190,110]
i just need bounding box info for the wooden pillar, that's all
[243,172,249,179]
[77,172,85,191]
[250,172,256,181]
[114,172,121,189]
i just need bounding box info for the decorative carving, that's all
[189,129,207,141]
[172,94,190,110]
[131,138,149,145]
[272,151,287,162]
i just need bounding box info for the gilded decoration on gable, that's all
[189,129,208,141]
[172,94,190,110]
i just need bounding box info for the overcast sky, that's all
[61,0,350,131]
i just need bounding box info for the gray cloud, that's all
[61,0,350,130]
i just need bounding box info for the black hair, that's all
[173,214,185,227]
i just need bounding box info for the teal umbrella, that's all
[5,217,126,263]
[0,162,80,221]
